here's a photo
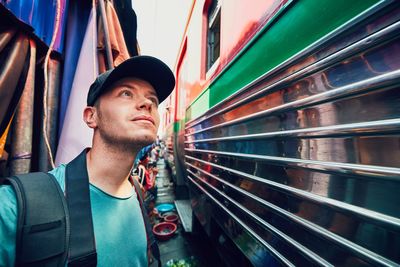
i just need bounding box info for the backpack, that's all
[1,150,161,267]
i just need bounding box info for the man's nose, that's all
[138,96,153,110]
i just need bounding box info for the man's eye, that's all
[150,98,159,106]
[121,91,132,97]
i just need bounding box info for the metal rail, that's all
[187,167,398,266]
[185,118,400,143]
[185,155,400,230]
[186,69,400,136]
[185,2,398,128]
[184,148,400,180]
[187,168,332,266]
[187,175,296,267]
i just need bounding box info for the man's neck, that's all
[86,142,138,198]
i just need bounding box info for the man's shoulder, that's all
[0,183,17,206]
[49,164,67,192]
[0,164,67,200]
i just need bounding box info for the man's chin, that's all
[131,133,157,145]
[137,138,155,146]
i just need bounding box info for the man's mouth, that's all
[131,115,155,125]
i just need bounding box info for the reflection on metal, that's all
[186,69,400,136]
[185,118,400,142]
[187,167,398,266]
[186,175,295,267]
[186,2,400,128]
[184,5,400,266]
[187,167,396,267]
[185,155,400,229]
[187,160,399,265]
[187,167,335,266]
[186,149,400,180]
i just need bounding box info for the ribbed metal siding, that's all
[184,3,400,266]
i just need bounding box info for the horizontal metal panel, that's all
[185,118,400,142]
[185,156,400,261]
[185,148,400,180]
[187,169,333,267]
[186,175,294,267]
[186,66,400,137]
[183,4,400,267]
[185,2,400,129]
[185,155,400,229]
[187,169,398,266]
[188,135,400,168]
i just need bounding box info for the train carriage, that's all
[163,0,400,266]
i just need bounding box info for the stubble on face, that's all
[96,108,157,149]
[94,78,160,152]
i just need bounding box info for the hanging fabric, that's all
[58,1,92,135]
[113,0,139,57]
[0,0,68,53]
[0,29,30,162]
[38,56,62,171]
[0,30,30,136]
[9,39,36,175]
[97,0,130,73]
[55,3,98,165]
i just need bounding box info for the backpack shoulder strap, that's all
[131,177,161,267]
[65,149,97,267]
[5,172,69,267]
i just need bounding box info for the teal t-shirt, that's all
[0,165,148,266]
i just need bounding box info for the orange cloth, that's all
[97,0,130,73]
[0,117,12,158]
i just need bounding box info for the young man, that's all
[0,55,175,266]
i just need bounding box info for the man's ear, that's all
[83,106,98,129]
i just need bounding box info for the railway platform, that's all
[150,159,224,267]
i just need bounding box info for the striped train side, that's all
[163,0,400,266]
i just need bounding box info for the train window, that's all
[206,0,221,71]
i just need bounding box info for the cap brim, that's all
[101,56,175,104]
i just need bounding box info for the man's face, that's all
[93,77,160,147]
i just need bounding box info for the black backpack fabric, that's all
[1,149,161,267]
[3,172,69,267]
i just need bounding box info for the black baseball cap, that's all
[87,55,175,106]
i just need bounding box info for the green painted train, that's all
[162,1,400,266]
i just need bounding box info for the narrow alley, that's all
[150,159,223,267]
